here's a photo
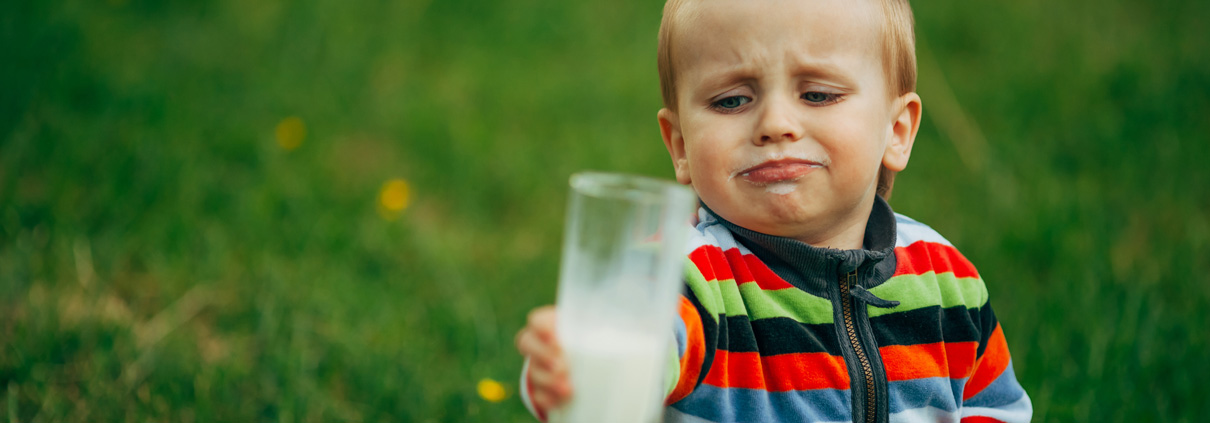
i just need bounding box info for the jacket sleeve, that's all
[519,358,548,422]
[663,246,723,405]
[959,301,1032,423]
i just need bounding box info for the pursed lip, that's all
[738,158,825,184]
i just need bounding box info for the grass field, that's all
[2,0,1208,421]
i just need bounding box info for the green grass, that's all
[2,0,1208,421]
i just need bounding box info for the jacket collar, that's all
[703,195,899,292]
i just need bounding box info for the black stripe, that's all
[975,303,998,359]
[718,314,743,351]
[683,287,718,388]
[718,305,989,356]
[723,316,842,355]
[869,305,985,348]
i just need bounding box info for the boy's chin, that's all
[716,199,851,239]
[715,203,818,235]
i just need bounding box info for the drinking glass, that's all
[549,172,697,423]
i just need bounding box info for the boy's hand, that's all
[515,305,573,411]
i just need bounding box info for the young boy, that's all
[516,0,1032,421]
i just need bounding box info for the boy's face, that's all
[658,0,920,247]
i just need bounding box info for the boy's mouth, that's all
[737,158,825,185]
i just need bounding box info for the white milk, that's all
[548,327,667,423]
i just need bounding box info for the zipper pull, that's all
[850,285,900,309]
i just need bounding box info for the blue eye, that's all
[713,96,751,110]
[802,91,837,104]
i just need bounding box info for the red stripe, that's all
[667,296,706,404]
[708,245,735,282]
[893,241,980,279]
[721,248,755,285]
[719,248,795,290]
[960,417,1006,423]
[741,252,796,290]
[963,324,1011,401]
[701,350,850,391]
[688,246,722,282]
[879,341,978,381]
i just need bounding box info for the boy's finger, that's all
[513,335,563,377]
[527,364,560,388]
[553,377,574,400]
[531,390,555,410]
[527,306,558,335]
[525,349,568,378]
[513,327,533,353]
[529,379,573,410]
[516,328,562,362]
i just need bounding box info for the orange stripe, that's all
[701,350,764,390]
[702,350,850,391]
[893,241,980,279]
[963,324,1011,401]
[879,341,978,381]
[763,352,851,391]
[667,296,706,404]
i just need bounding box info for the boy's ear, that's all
[658,108,693,185]
[882,92,923,172]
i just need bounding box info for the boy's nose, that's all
[755,97,803,145]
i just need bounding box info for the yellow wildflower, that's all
[378,178,411,220]
[477,378,509,403]
[275,116,306,151]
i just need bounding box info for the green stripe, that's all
[738,282,834,325]
[685,261,833,324]
[867,272,988,318]
[663,335,681,398]
[717,278,748,317]
[683,258,721,323]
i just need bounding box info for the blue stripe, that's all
[894,213,927,228]
[964,361,1027,408]
[949,378,966,410]
[674,314,688,358]
[669,377,977,421]
[670,384,850,422]
[886,377,962,414]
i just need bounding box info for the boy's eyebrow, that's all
[693,58,861,91]
[694,63,760,89]
[789,58,859,87]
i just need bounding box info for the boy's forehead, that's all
[671,0,884,75]
[675,0,882,32]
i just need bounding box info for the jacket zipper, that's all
[840,269,876,423]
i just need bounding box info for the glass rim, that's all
[569,171,695,204]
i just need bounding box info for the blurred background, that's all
[2,0,1207,421]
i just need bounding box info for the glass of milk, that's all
[549,172,696,423]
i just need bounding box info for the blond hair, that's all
[656,0,917,198]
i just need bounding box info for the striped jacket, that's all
[663,197,1031,422]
